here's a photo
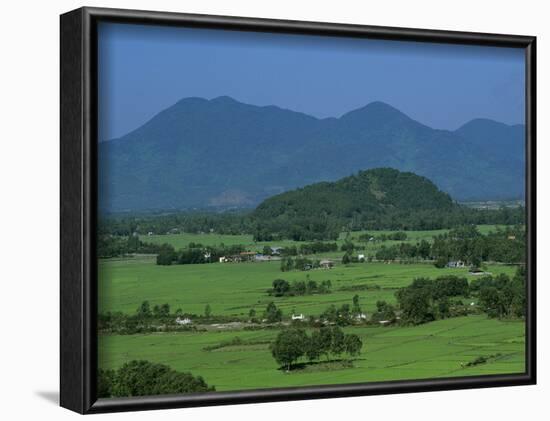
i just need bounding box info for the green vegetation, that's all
[270,278,332,297]
[98,221,526,396]
[251,169,524,240]
[271,327,363,371]
[98,360,214,398]
[99,315,525,391]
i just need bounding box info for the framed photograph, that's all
[60,7,536,414]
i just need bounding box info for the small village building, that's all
[355,313,367,320]
[292,314,305,321]
[239,251,256,261]
[379,320,391,326]
[176,317,192,325]
[446,260,465,268]
[270,246,283,255]
[358,254,365,261]
[320,259,334,269]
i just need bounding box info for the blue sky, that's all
[98,22,525,141]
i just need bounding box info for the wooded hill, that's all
[251,168,523,240]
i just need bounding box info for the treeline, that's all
[252,206,525,241]
[270,327,363,371]
[471,268,526,318]
[99,301,229,334]
[98,234,170,258]
[99,210,254,237]
[395,276,470,325]
[395,268,525,325]
[350,225,524,266]
[100,204,524,244]
[157,243,247,266]
[98,360,214,398]
[431,225,525,266]
[269,278,332,297]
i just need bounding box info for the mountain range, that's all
[98,96,524,212]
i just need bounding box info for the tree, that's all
[318,327,333,361]
[111,360,214,397]
[344,334,363,358]
[270,329,308,371]
[330,327,346,357]
[272,279,291,296]
[306,330,323,362]
[280,257,294,272]
[265,301,282,323]
[352,294,362,315]
[396,286,434,325]
[126,234,140,253]
[156,245,176,265]
[160,303,170,317]
[136,301,152,318]
[98,369,116,398]
[342,253,351,264]
[204,304,212,318]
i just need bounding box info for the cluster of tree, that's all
[98,234,172,259]
[370,300,397,323]
[319,295,363,325]
[432,225,525,267]
[270,278,332,297]
[280,257,320,272]
[375,240,432,261]
[98,360,214,398]
[99,210,254,237]
[470,268,526,318]
[270,327,363,371]
[263,301,283,323]
[359,225,525,266]
[395,276,471,325]
[99,301,219,334]
[157,243,246,266]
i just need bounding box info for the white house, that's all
[355,313,367,320]
[320,259,334,269]
[291,314,305,321]
[447,260,465,268]
[270,246,284,255]
[176,317,192,325]
[358,254,365,261]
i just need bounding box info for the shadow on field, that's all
[35,390,59,405]
[281,358,366,373]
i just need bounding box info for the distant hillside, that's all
[250,168,459,240]
[99,96,525,212]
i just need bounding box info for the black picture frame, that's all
[60,6,537,414]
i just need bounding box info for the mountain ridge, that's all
[98,96,525,212]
